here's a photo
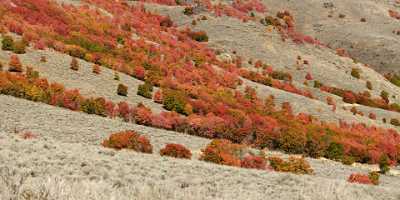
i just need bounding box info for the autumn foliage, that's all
[8,55,23,72]
[1,0,400,168]
[160,143,192,159]
[102,130,153,153]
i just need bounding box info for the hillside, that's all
[1,0,400,199]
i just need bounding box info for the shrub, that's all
[351,68,361,79]
[80,97,107,116]
[8,55,23,72]
[183,7,194,15]
[366,81,372,90]
[268,156,313,175]
[341,156,355,165]
[381,90,389,103]
[12,40,27,54]
[160,143,192,159]
[343,91,357,104]
[366,113,376,121]
[137,83,153,99]
[278,127,306,154]
[92,64,101,74]
[132,103,153,126]
[0,61,3,71]
[26,67,39,79]
[241,155,267,170]
[379,154,390,174]
[70,58,79,71]
[305,73,313,80]
[390,118,400,126]
[200,139,245,167]
[314,80,323,88]
[160,17,173,27]
[163,89,187,115]
[1,35,14,51]
[187,31,209,42]
[102,130,153,153]
[271,71,292,81]
[347,173,374,185]
[369,171,380,185]
[325,142,344,160]
[117,84,128,96]
[114,71,120,80]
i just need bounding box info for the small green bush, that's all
[325,142,344,160]
[368,171,380,185]
[162,89,187,115]
[117,83,128,96]
[137,83,153,99]
[1,35,14,51]
[81,97,107,116]
[379,154,390,174]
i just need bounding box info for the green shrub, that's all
[271,71,292,81]
[351,68,361,79]
[162,89,187,115]
[278,127,306,154]
[381,90,389,102]
[379,154,390,174]
[80,97,107,116]
[1,35,14,51]
[368,171,380,185]
[117,83,128,96]
[26,67,39,79]
[324,142,344,160]
[341,156,355,165]
[314,80,323,88]
[137,83,153,99]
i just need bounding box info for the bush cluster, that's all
[1,36,27,54]
[160,143,192,159]
[102,130,153,153]
[268,156,313,175]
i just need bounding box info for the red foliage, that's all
[160,143,192,159]
[102,130,153,153]
[20,131,37,139]
[305,72,313,80]
[369,113,377,120]
[241,155,267,170]
[117,101,132,122]
[133,66,145,80]
[389,10,400,20]
[132,103,153,126]
[343,91,357,104]
[347,173,374,185]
